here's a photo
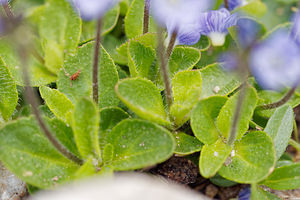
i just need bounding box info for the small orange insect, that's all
[62,67,81,87]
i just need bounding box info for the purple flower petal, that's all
[237,18,260,49]
[219,52,239,71]
[238,187,251,200]
[250,30,300,90]
[199,8,238,46]
[291,11,300,47]
[151,0,211,33]
[69,0,119,21]
[228,0,248,11]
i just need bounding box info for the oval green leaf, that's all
[174,132,203,156]
[72,97,100,160]
[40,86,74,124]
[0,118,80,188]
[264,105,293,159]
[260,163,300,190]
[191,96,228,144]
[107,119,175,170]
[217,86,257,140]
[219,131,276,183]
[0,60,18,121]
[115,78,170,126]
[200,138,232,178]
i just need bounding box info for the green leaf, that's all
[260,163,300,190]
[217,86,258,140]
[39,86,74,124]
[191,36,211,51]
[170,70,202,126]
[251,184,281,200]
[99,107,130,150]
[39,0,81,54]
[117,33,157,60]
[0,118,80,188]
[80,5,120,44]
[200,64,241,98]
[102,35,128,65]
[191,96,228,144]
[102,143,114,167]
[115,78,171,126]
[210,174,237,187]
[44,40,64,74]
[219,131,276,183]
[128,40,157,80]
[46,117,80,158]
[124,0,155,39]
[57,42,119,108]
[200,139,232,178]
[0,59,18,121]
[174,132,203,156]
[72,98,100,160]
[156,47,201,89]
[234,0,267,18]
[73,157,96,179]
[107,119,175,170]
[264,105,293,159]
[255,90,300,118]
[0,40,56,86]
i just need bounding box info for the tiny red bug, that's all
[62,67,81,87]
[70,69,81,81]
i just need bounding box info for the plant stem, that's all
[157,27,173,112]
[143,0,150,34]
[257,86,297,110]
[224,0,229,9]
[227,81,247,146]
[289,139,300,152]
[294,119,299,143]
[166,31,177,59]
[92,18,102,104]
[2,2,14,19]
[19,47,83,166]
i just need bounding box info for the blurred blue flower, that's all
[0,0,9,5]
[166,23,202,45]
[151,0,211,45]
[238,187,251,200]
[69,0,119,21]
[250,31,300,90]
[291,11,300,47]
[198,8,238,46]
[236,18,260,49]
[228,0,248,11]
[219,52,239,71]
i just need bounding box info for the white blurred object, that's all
[30,173,211,200]
[0,163,27,200]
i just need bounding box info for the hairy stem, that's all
[224,0,229,9]
[294,119,299,143]
[143,0,150,34]
[289,139,300,152]
[2,2,14,19]
[257,86,297,110]
[92,18,102,104]
[157,27,173,112]
[166,31,177,59]
[227,81,247,146]
[19,48,83,166]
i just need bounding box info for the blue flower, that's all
[166,23,202,45]
[250,31,300,90]
[0,0,9,5]
[236,18,261,49]
[291,11,300,47]
[69,0,119,21]
[228,0,248,11]
[238,187,251,200]
[198,8,238,46]
[219,52,239,71]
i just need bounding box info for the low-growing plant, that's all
[0,0,300,199]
